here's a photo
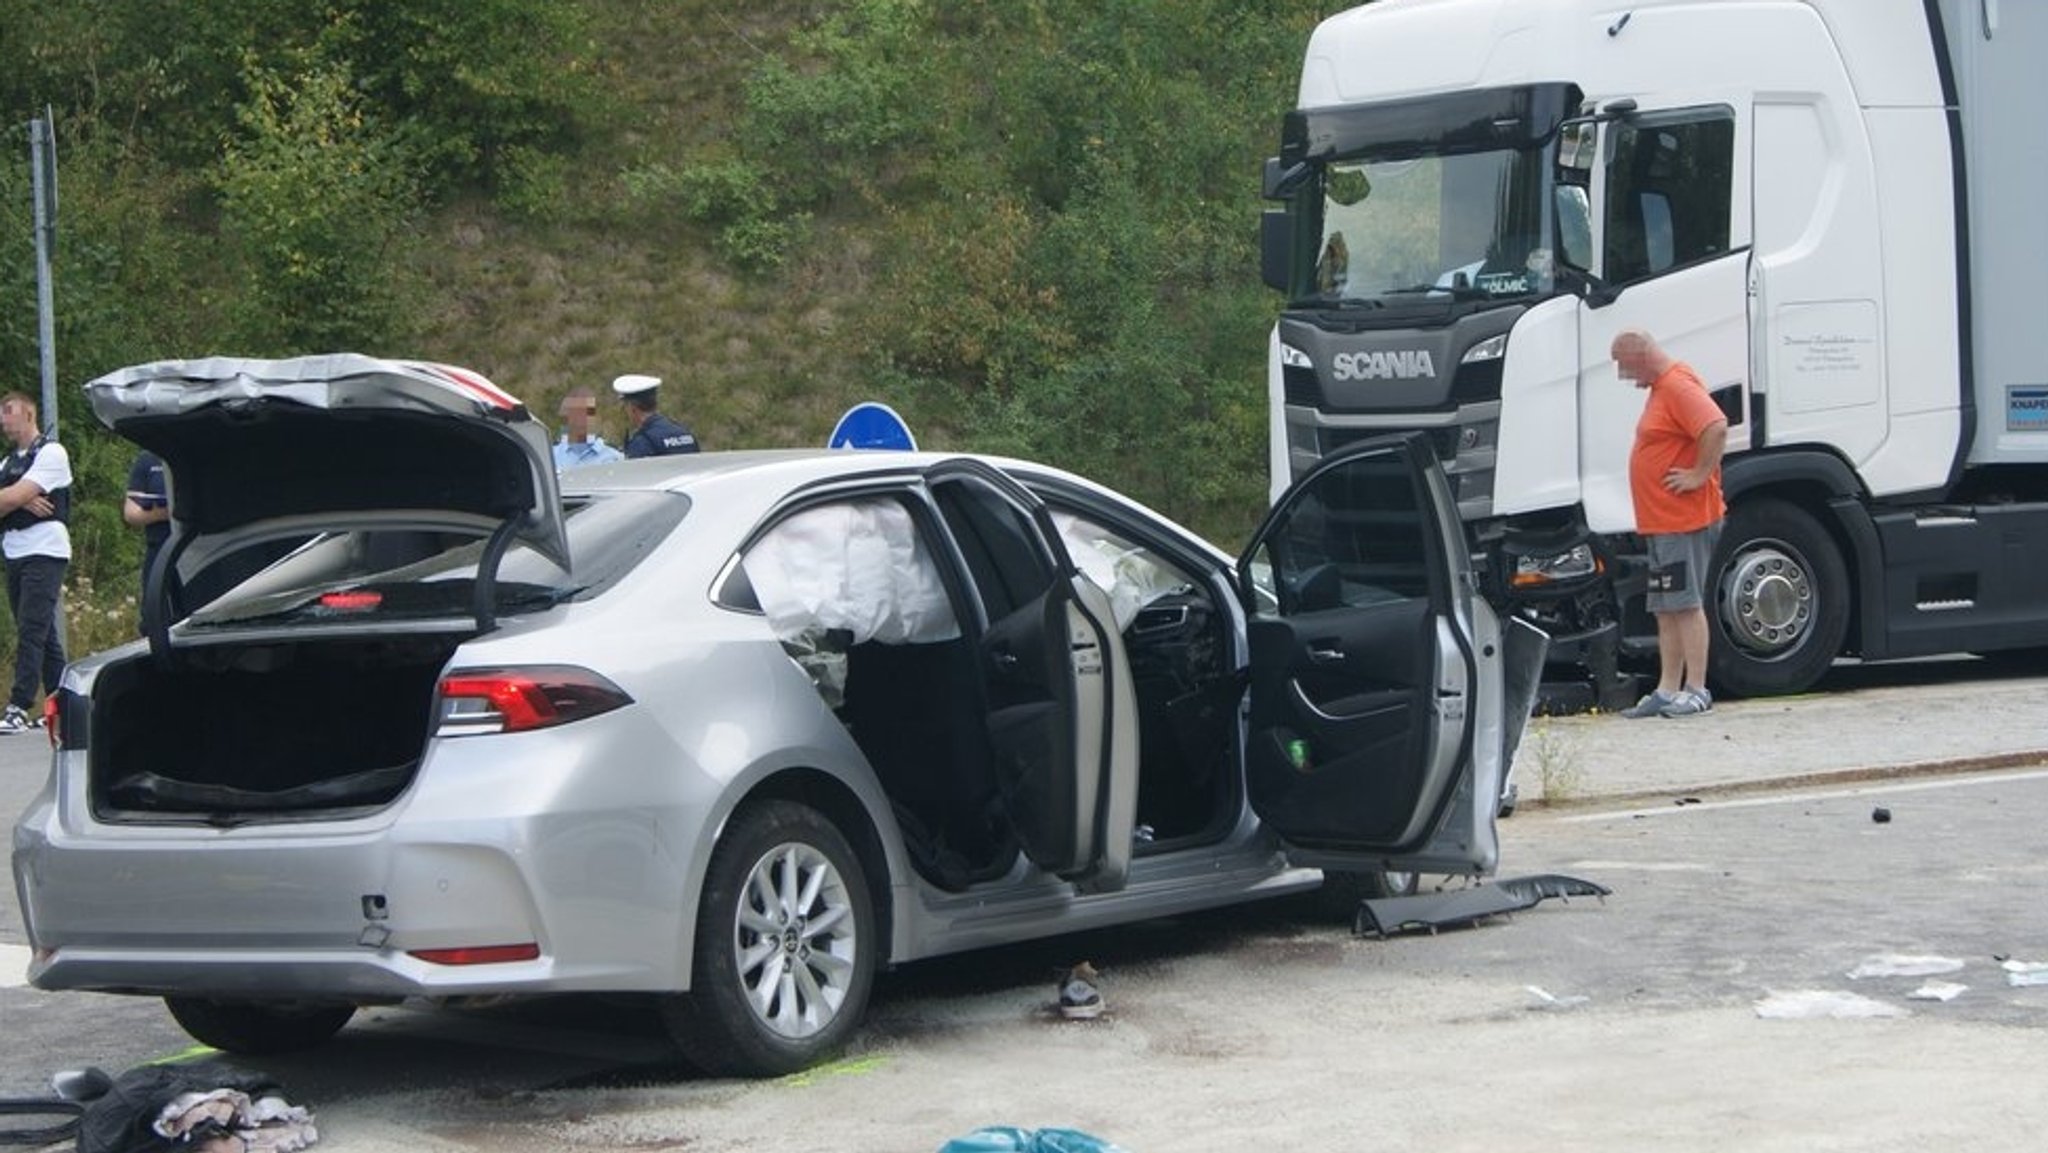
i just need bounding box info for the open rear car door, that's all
[1237,433,1537,877]
[927,461,1139,893]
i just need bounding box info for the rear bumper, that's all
[13,720,720,999]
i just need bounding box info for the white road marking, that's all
[0,943,32,989]
[1561,766,2048,823]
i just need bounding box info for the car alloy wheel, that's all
[662,800,876,1077]
[732,838,860,1040]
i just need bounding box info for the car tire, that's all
[1308,868,1421,921]
[1707,499,1850,697]
[661,800,877,1078]
[162,997,355,1055]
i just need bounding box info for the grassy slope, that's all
[413,3,877,455]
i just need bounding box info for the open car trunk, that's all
[87,638,455,824]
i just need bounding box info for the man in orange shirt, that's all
[1614,329,1727,718]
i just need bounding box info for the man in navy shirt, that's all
[124,449,171,607]
[614,374,701,458]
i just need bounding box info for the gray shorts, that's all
[1644,523,1723,613]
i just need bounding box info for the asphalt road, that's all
[4,657,2046,1151]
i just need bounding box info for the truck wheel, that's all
[163,997,354,1054]
[660,800,876,1078]
[1707,500,1849,697]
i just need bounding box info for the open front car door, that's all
[1237,433,1511,878]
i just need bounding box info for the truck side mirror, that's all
[1263,156,1310,200]
[1553,184,1592,272]
[1260,210,1291,292]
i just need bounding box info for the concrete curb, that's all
[1525,748,2048,812]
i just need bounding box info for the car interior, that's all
[734,491,1242,893]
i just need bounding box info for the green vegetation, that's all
[2,0,1341,666]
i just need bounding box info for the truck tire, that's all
[1706,499,1849,697]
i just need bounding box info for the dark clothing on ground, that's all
[625,412,701,458]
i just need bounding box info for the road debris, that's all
[1525,985,1590,1011]
[1846,953,1965,979]
[2002,959,2048,987]
[1354,873,1611,938]
[1906,981,1968,1002]
[1754,989,1907,1019]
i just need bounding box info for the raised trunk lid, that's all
[86,355,569,645]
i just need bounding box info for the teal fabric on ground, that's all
[937,1126,1130,1153]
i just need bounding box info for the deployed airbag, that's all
[745,500,961,645]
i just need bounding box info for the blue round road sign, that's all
[828,401,917,450]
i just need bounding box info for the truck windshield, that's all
[1300,145,1555,307]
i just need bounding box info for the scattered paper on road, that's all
[2002,959,2048,987]
[1845,953,1966,979]
[0,943,29,989]
[1525,985,1590,1010]
[1754,989,1907,1019]
[1906,981,1968,1002]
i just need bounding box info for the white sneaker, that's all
[1058,962,1105,1020]
[1659,687,1714,718]
[0,705,32,735]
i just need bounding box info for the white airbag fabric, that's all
[745,500,960,645]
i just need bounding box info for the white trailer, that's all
[1259,0,2048,698]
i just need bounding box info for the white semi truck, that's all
[1259,0,2045,700]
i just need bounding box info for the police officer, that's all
[613,374,701,458]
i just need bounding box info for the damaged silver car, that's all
[11,355,1541,1077]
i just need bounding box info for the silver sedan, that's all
[12,355,1535,1076]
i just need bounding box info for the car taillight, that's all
[434,666,631,737]
[42,694,59,749]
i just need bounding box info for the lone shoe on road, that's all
[1620,690,1677,719]
[1059,962,1105,1020]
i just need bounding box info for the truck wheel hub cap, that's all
[1724,545,1811,653]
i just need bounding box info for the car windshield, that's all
[1301,145,1555,306]
[182,491,689,628]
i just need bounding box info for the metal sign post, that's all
[29,110,59,439]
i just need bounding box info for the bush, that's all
[215,57,425,353]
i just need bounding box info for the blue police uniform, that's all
[625,413,700,458]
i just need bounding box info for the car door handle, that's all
[1307,645,1346,665]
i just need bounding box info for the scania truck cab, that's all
[1260,0,2047,699]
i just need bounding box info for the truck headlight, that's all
[1510,543,1602,589]
[1461,334,1507,363]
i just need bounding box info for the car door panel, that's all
[981,587,1079,871]
[929,462,1134,890]
[1245,599,1435,848]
